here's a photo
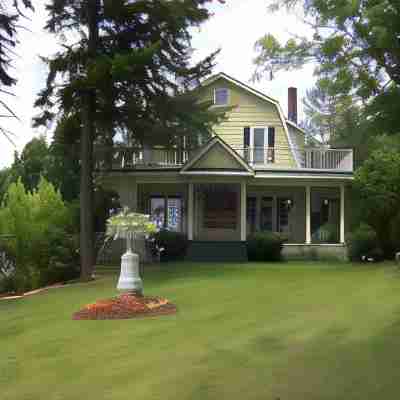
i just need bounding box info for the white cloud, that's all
[0,0,316,169]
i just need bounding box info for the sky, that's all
[0,0,315,169]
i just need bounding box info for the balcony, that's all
[94,146,353,173]
[94,146,192,170]
[236,146,354,172]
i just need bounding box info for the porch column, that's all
[188,183,194,241]
[340,184,345,244]
[306,185,311,244]
[241,182,247,241]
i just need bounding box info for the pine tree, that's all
[0,0,33,142]
[302,80,356,146]
[34,0,224,280]
[302,85,337,145]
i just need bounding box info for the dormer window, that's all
[214,88,229,106]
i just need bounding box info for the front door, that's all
[196,184,240,241]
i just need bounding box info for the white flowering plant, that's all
[106,208,157,242]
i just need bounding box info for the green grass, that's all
[2,262,400,400]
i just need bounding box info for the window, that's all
[167,198,182,232]
[277,198,293,235]
[150,196,183,232]
[247,197,257,233]
[260,197,273,231]
[150,197,165,230]
[243,127,275,164]
[214,88,229,106]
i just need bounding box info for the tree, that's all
[0,0,33,142]
[254,0,400,133]
[0,177,78,292]
[34,0,225,280]
[301,79,371,166]
[0,166,11,203]
[302,82,340,145]
[46,118,81,202]
[10,136,49,192]
[354,147,400,256]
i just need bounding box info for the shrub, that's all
[247,232,287,262]
[152,230,188,261]
[389,212,400,257]
[0,178,79,293]
[347,224,383,262]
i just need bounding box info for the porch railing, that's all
[94,146,191,170]
[94,145,354,172]
[233,146,354,172]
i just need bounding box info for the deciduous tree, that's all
[254,0,400,133]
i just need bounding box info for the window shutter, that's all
[244,127,250,147]
[268,127,275,147]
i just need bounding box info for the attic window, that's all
[214,88,229,106]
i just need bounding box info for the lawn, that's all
[2,262,400,400]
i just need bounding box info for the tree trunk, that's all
[80,0,100,281]
[80,91,95,281]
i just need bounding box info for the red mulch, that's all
[72,293,177,320]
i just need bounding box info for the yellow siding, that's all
[198,78,296,167]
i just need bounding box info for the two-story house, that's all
[96,72,354,261]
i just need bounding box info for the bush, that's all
[347,224,383,262]
[152,230,188,261]
[0,178,79,293]
[389,212,400,257]
[247,232,287,262]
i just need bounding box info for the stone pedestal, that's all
[117,251,143,295]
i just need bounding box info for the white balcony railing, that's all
[95,146,354,172]
[233,146,354,172]
[94,146,190,170]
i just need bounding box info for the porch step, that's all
[185,241,248,262]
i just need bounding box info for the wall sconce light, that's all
[324,199,329,206]
[286,199,293,209]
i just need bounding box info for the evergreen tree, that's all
[0,166,11,203]
[302,84,339,145]
[0,0,33,141]
[34,0,225,280]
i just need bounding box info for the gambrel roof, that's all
[199,72,301,168]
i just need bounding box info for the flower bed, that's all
[72,294,176,320]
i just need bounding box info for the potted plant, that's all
[106,208,157,295]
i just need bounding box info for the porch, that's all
[108,179,348,261]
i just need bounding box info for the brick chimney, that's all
[288,87,298,124]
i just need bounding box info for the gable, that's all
[181,137,253,175]
[192,142,246,171]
